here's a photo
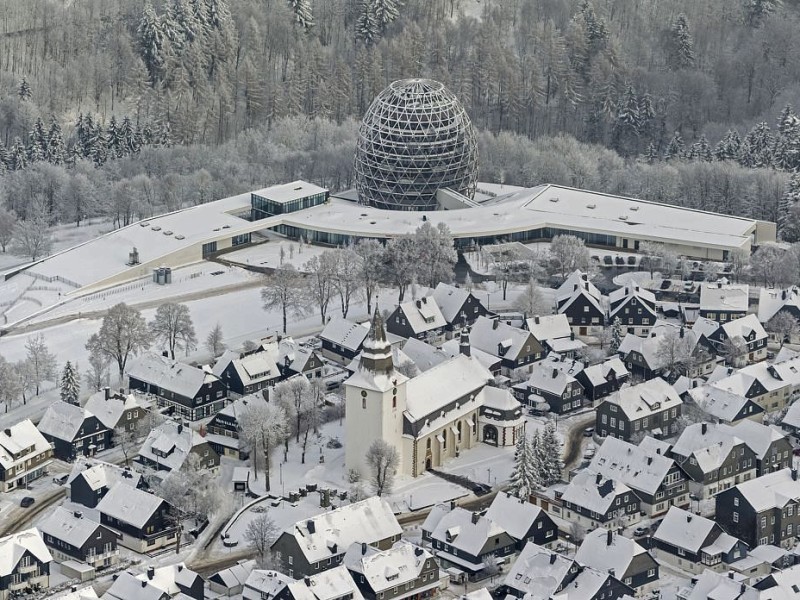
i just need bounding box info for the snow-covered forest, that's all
[1,0,800,244]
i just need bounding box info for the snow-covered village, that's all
[4,1,800,600]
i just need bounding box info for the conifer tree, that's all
[643,142,659,164]
[0,141,9,170]
[27,117,48,163]
[664,131,685,161]
[355,0,380,46]
[689,135,712,162]
[60,361,81,405]
[138,1,166,81]
[46,117,65,165]
[120,117,140,155]
[668,14,695,70]
[714,129,742,161]
[18,78,32,101]
[373,0,401,32]
[509,432,534,498]
[779,173,800,242]
[106,116,124,159]
[610,317,624,353]
[9,138,27,171]
[287,0,314,29]
[740,122,774,168]
[538,422,562,486]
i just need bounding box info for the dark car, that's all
[20,496,35,508]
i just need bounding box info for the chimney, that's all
[450,500,456,511]
[583,360,589,369]
[416,300,422,309]
[606,529,613,546]
[147,567,155,580]
[596,473,602,485]
[584,282,589,291]
[471,512,480,525]
[304,577,312,587]
[550,554,557,564]
[493,320,499,330]
[535,316,540,325]
[679,327,685,339]
[701,423,707,435]
[552,369,559,379]
[647,456,653,465]
[3,429,9,437]
[459,329,471,357]
[362,542,367,555]
[608,568,615,578]
[177,423,183,434]
[104,386,110,400]
[73,511,83,519]
[142,581,148,588]
[792,469,798,481]
[687,515,693,523]
[177,564,183,572]
[717,282,722,289]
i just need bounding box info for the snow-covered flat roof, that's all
[252,180,327,203]
[699,283,750,312]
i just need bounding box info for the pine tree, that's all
[46,117,65,165]
[59,361,80,405]
[528,429,543,490]
[106,116,124,159]
[739,122,774,168]
[689,135,712,162]
[613,84,640,153]
[18,78,32,101]
[9,137,27,171]
[774,109,800,172]
[373,0,401,32]
[287,0,314,29]
[0,140,9,170]
[27,117,48,163]
[610,317,624,353]
[745,0,779,27]
[778,104,796,136]
[664,131,685,161]
[643,142,659,164]
[119,117,140,155]
[538,422,562,486]
[508,432,530,499]
[88,120,108,166]
[714,129,741,161]
[355,0,380,46]
[668,14,695,70]
[779,173,800,242]
[138,1,165,82]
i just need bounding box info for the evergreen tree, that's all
[18,77,32,101]
[778,104,796,136]
[46,117,65,165]
[610,317,624,353]
[9,138,27,171]
[744,0,780,27]
[27,117,48,163]
[779,173,800,242]
[119,117,140,155]
[509,432,537,498]
[667,13,695,70]
[355,0,380,46]
[287,0,314,29]
[88,120,108,166]
[59,361,80,405]
[689,135,712,162]
[106,116,124,159]
[373,0,401,32]
[528,429,544,490]
[714,129,742,161]
[643,142,659,164]
[0,140,9,170]
[538,422,562,486]
[664,131,685,161]
[740,122,774,168]
[612,84,640,153]
[774,111,800,172]
[138,1,166,82]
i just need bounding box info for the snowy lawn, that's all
[221,240,329,272]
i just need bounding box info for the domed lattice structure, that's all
[354,78,478,211]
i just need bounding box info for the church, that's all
[345,310,525,478]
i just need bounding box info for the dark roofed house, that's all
[344,541,439,600]
[84,387,148,434]
[0,528,52,598]
[468,316,543,379]
[206,394,268,459]
[575,529,659,594]
[212,350,281,399]
[608,284,658,337]
[512,359,585,415]
[37,401,111,461]
[483,491,557,549]
[525,314,587,358]
[431,282,490,336]
[559,469,642,530]
[386,297,448,343]
[67,457,144,508]
[39,507,119,571]
[556,271,606,336]
[320,318,370,364]
[137,420,219,473]
[96,483,177,553]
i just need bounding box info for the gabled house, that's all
[550,566,634,600]
[468,316,544,379]
[39,507,119,571]
[67,458,144,508]
[575,529,659,595]
[684,570,758,600]
[759,287,800,343]
[320,317,370,364]
[727,420,792,476]
[524,314,586,357]
[559,469,642,530]
[84,387,148,433]
[715,467,800,549]
[608,284,658,336]
[575,357,630,403]
[512,359,585,415]
[343,541,439,600]
[37,401,111,461]
[270,337,324,380]
[386,297,448,343]
[669,422,757,499]
[652,507,747,575]
[693,315,768,367]
[127,353,226,421]
[595,378,683,441]
[137,420,219,473]
[207,559,256,597]
[242,570,293,600]
[700,283,749,322]
[399,338,452,373]
[589,436,690,516]
[96,483,177,552]
[556,270,606,336]
[270,497,402,579]
[211,349,281,399]
[500,542,579,598]
[103,564,204,600]
[483,491,558,549]
[781,400,800,439]
[428,507,516,579]
[618,321,716,381]
[685,384,764,425]
[707,356,800,412]
[0,528,52,599]
[0,419,53,492]
[431,282,490,336]
[206,393,268,459]
[287,567,364,600]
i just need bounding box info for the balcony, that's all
[19,563,39,574]
[8,580,28,591]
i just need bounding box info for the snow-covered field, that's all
[222,240,329,271]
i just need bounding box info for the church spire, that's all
[360,306,394,373]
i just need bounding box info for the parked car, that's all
[583,427,595,437]
[52,474,69,485]
[20,497,35,508]
[633,526,649,537]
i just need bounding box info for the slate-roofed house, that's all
[207,559,256,597]
[431,282,490,335]
[715,467,800,549]
[550,566,634,600]
[618,322,716,381]
[693,315,768,367]
[137,420,219,473]
[67,458,144,508]
[588,436,690,516]
[127,353,226,421]
[84,387,148,433]
[0,418,53,492]
[96,483,177,552]
[575,357,630,403]
[320,318,371,364]
[468,316,543,379]
[595,377,682,441]
[727,421,792,476]
[398,338,451,373]
[386,297,448,343]
[270,497,402,579]
[270,337,324,380]
[482,492,558,549]
[39,507,119,571]
[206,393,267,459]
[700,283,750,322]
[652,507,747,574]
[669,422,757,499]
[37,401,111,461]
[212,349,281,399]
[0,528,52,599]
[609,284,658,336]
[781,401,800,438]
[684,570,758,600]
[707,356,800,412]
[428,507,516,579]
[103,564,204,600]
[575,529,659,595]
[500,542,579,599]
[512,360,586,415]
[686,384,764,425]
[242,570,293,600]
[759,287,800,343]
[559,470,642,530]
[343,541,439,600]
[556,271,606,336]
[524,314,586,357]
[286,566,364,600]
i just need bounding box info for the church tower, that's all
[344,308,408,477]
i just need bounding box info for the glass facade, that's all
[231,233,251,247]
[251,191,328,220]
[202,241,218,257]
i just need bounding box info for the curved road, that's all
[562,414,596,474]
[0,488,66,536]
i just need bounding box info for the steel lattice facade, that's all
[354,78,478,211]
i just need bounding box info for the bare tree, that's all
[722,335,748,366]
[12,201,52,261]
[86,303,151,382]
[382,235,418,302]
[513,278,551,316]
[413,221,457,288]
[244,513,279,566]
[150,302,197,359]
[639,242,677,278]
[239,402,289,491]
[767,312,799,347]
[655,328,695,377]
[205,323,226,358]
[548,235,591,281]
[354,239,384,314]
[0,207,17,252]
[261,265,304,334]
[0,356,22,413]
[728,249,749,283]
[332,246,362,318]
[24,334,56,396]
[85,346,111,392]
[273,375,314,444]
[366,439,399,497]
[304,252,337,325]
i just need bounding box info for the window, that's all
[733,512,739,523]
[289,556,293,565]
[677,548,685,556]
[734,498,739,507]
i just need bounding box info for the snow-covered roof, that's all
[281,497,401,565]
[721,314,767,342]
[653,507,718,553]
[684,570,758,600]
[138,420,207,472]
[503,542,575,599]
[480,387,522,413]
[525,314,573,343]
[84,390,147,430]
[0,418,52,469]
[400,338,451,373]
[601,377,682,420]
[759,287,800,323]
[127,353,220,399]
[243,570,292,600]
[431,282,474,324]
[67,457,142,492]
[343,540,433,593]
[561,469,632,515]
[618,321,700,369]
[609,284,657,319]
[396,296,447,335]
[39,507,105,548]
[523,361,579,396]
[50,587,99,600]
[320,317,370,351]
[732,468,800,512]
[215,393,268,422]
[556,271,602,303]
[589,437,675,495]
[104,563,201,600]
[421,503,452,535]
[212,349,279,386]
[405,354,491,423]
[688,385,756,423]
[550,567,609,600]
[430,507,506,557]
[440,338,502,372]
[37,400,93,441]
[483,492,546,541]
[699,283,749,312]
[727,420,787,460]
[671,423,742,473]
[286,565,364,600]
[709,357,800,397]
[575,529,649,580]
[345,345,414,374]
[469,316,540,361]
[96,483,167,529]
[252,180,327,204]
[208,559,256,590]
[0,528,52,577]
[581,358,629,386]
[753,564,800,600]
[783,400,800,430]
